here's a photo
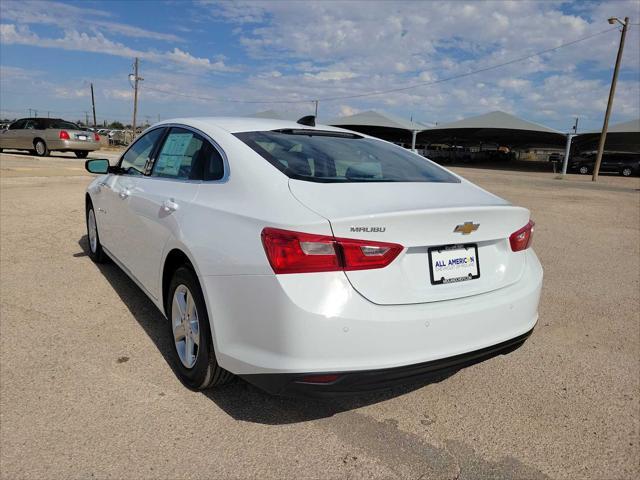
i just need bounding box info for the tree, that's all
[108,121,124,129]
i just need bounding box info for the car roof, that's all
[17,118,68,122]
[156,116,351,134]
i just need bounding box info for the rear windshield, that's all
[46,120,81,130]
[234,130,460,183]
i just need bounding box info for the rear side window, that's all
[151,127,224,181]
[9,120,26,130]
[120,128,164,175]
[235,130,459,183]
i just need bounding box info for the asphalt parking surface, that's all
[1,150,638,479]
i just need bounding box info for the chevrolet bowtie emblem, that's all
[454,222,479,235]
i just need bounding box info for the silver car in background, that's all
[0,118,101,158]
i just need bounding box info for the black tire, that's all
[75,151,89,159]
[85,200,106,263]
[166,266,232,390]
[34,139,49,157]
[621,166,632,177]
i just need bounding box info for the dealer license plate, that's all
[428,244,480,285]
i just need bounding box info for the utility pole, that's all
[592,17,629,182]
[90,83,97,128]
[314,100,318,117]
[561,117,579,176]
[130,57,143,140]
[28,108,32,117]
[85,111,89,126]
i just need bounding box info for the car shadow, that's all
[1,149,78,159]
[77,235,458,424]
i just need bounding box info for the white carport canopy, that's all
[326,110,426,149]
[572,118,640,153]
[606,118,640,133]
[418,111,566,149]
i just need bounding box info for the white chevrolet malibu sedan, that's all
[84,116,542,396]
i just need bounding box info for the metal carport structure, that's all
[417,111,566,149]
[326,110,427,150]
[572,118,640,153]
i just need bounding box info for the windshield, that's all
[235,130,460,183]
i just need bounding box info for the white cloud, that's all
[0,65,41,80]
[199,0,267,24]
[1,1,182,42]
[304,71,358,81]
[0,24,239,73]
[103,89,133,100]
[339,105,360,117]
[165,48,238,72]
[53,86,88,99]
[2,1,638,130]
[197,0,639,128]
[498,78,532,90]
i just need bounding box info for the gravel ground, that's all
[1,150,638,480]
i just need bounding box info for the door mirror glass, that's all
[85,159,110,174]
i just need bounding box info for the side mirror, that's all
[85,159,110,174]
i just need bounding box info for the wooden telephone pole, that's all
[592,17,630,181]
[131,57,143,140]
[90,83,97,128]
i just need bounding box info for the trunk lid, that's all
[66,129,95,142]
[289,179,530,305]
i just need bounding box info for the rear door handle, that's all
[119,189,130,199]
[162,199,179,212]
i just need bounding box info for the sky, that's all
[0,0,639,131]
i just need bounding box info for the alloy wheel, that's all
[88,209,98,253]
[171,284,200,369]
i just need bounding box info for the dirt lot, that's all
[1,150,638,480]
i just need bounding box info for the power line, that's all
[141,27,617,105]
[317,27,618,102]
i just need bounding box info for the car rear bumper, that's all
[240,328,533,397]
[202,249,542,379]
[48,139,100,151]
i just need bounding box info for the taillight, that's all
[94,133,100,141]
[509,220,535,252]
[59,130,70,140]
[261,227,403,274]
[261,228,340,274]
[339,238,403,271]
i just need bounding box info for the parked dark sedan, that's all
[569,152,640,177]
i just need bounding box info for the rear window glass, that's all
[47,120,81,130]
[234,130,459,183]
